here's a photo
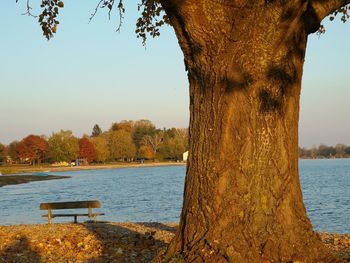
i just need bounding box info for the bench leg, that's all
[48,209,52,224]
[74,215,77,223]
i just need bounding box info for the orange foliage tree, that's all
[78,137,97,163]
[16,135,48,165]
[138,145,155,160]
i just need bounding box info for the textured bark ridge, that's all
[160,1,345,262]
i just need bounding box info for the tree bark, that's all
[161,1,345,262]
[312,0,350,22]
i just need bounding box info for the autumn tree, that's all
[299,144,350,158]
[91,124,102,137]
[132,119,157,150]
[311,145,318,159]
[6,141,19,163]
[91,136,109,163]
[335,143,347,157]
[138,145,155,160]
[160,128,188,160]
[78,137,97,163]
[48,130,79,162]
[318,144,336,157]
[110,120,134,133]
[345,146,350,155]
[16,135,48,165]
[109,120,137,160]
[0,143,5,163]
[299,147,311,158]
[108,130,136,161]
[21,0,350,262]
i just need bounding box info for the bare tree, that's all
[141,133,163,155]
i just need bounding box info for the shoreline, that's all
[0,162,185,187]
[0,222,349,262]
[1,158,349,176]
[0,175,70,187]
[0,162,186,175]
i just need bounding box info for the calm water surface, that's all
[0,160,349,233]
[299,159,350,233]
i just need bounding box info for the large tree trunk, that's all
[161,1,343,262]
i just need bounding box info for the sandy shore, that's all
[0,162,185,175]
[0,222,349,263]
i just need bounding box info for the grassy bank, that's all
[0,162,186,175]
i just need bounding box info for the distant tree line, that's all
[299,144,350,159]
[0,120,188,165]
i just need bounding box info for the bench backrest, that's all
[40,200,101,210]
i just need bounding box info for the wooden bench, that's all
[40,200,105,224]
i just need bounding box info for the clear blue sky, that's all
[0,2,349,148]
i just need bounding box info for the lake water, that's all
[0,159,349,233]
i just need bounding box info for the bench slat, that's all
[40,200,101,210]
[42,213,105,218]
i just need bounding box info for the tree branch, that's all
[89,0,125,32]
[20,0,37,17]
[312,0,350,21]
